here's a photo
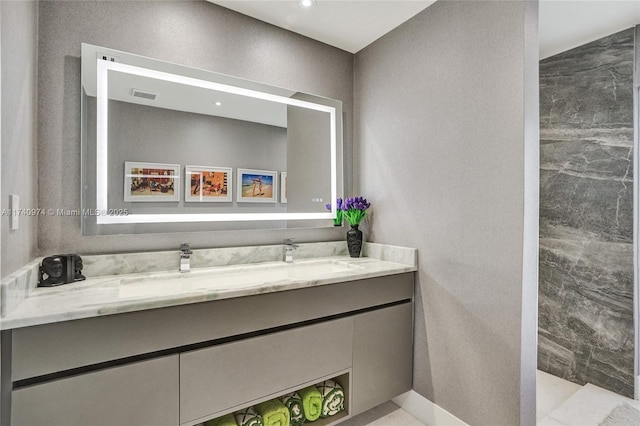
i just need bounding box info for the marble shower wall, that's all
[538,28,635,398]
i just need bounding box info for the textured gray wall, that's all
[37,0,353,255]
[354,1,539,424]
[538,28,635,398]
[1,1,38,277]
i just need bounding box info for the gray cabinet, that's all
[5,273,414,426]
[12,274,412,381]
[11,355,179,426]
[352,303,413,415]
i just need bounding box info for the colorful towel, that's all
[205,413,238,426]
[255,399,290,426]
[279,392,305,426]
[234,406,264,426]
[316,379,345,418]
[298,385,322,422]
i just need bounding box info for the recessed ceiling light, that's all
[215,101,222,106]
[298,0,316,8]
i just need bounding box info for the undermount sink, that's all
[118,259,364,298]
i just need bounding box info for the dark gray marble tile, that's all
[574,344,635,397]
[538,27,635,399]
[540,165,633,243]
[538,334,578,382]
[540,28,634,132]
[538,235,634,398]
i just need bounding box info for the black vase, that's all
[346,225,363,258]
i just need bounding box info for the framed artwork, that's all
[124,162,180,202]
[185,165,232,202]
[237,168,278,203]
[280,172,287,204]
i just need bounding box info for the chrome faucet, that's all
[180,243,193,272]
[283,239,299,263]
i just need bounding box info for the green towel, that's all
[298,386,322,422]
[279,392,305,426]
[234,407,264,426]
[316,379,345,418]
[255,399,290,426]
[205,413,238,426]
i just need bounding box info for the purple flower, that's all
[326,197,343,212]
[341,196,371,226]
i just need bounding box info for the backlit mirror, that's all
[80,44,343,235]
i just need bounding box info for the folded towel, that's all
[279,392,305,426]
[235,407,264,426]
[255,399,290,426]
[316,379,345,418]
[298,386,322,422]
[205,413,238,426]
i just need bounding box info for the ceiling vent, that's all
[131,89,157,101]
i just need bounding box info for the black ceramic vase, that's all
[346,224,363,258]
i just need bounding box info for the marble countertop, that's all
[1,242,417,330]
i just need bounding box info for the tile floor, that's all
[341,401,424,426]
[352,370,640,426]
[363,408,426,426]
[536,370,582,421]
[537,371,640,426]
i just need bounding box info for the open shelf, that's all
[192,372,351,426]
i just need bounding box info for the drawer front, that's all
[352,302,413,415]
[12,355,179,426]
[180,317,353,424]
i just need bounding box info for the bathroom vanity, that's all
[0,242,416,426]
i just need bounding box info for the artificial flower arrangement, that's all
[325,198,344,226]
[326,196,371,226]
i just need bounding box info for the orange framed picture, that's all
[185,165,232,203]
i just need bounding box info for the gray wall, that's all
[354,1,539,425]
[538,28,635,398]
[37,0,353,255]
[1,1,38,277]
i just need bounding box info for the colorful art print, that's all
[185,166,232,202]
[237,168,277,203]
[280,172,287,204]
[124,162,180,202]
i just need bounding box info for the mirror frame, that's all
[84,44,340,225]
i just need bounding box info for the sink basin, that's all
[118,259,364,299]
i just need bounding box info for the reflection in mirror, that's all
[80,44,343,235]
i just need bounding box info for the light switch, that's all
[10,194,19,230]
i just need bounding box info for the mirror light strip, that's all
[330,109,337,219]
[96,59,110,213]
[97,212,336,225]
[96,58,339,224]
[101,61,335,113]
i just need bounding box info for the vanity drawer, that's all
[179,316,353,424]
[12,355,179,426]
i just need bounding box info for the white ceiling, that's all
[539,0,640,59]
[209,0,436,53]
[209,0,640,57]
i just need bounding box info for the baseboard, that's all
[392,390,469,426]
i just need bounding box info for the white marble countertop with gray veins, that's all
[0,242,417,330]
